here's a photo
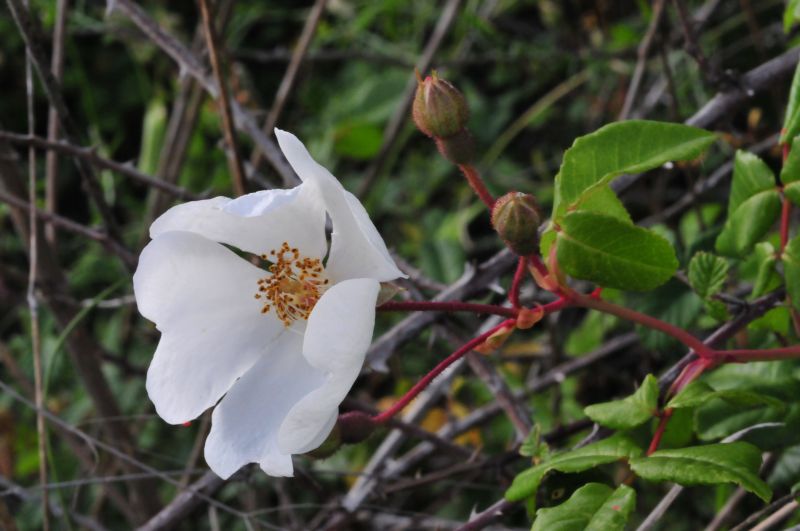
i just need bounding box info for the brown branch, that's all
[0,189,135,265]
[619,0,666,120]
[135,471,225,531]
[0,140,159,520]
[197,0,246,196]
[111,0,299,185]
[0,130,201,202]
[44,0,68,245]
[5,0,123,245]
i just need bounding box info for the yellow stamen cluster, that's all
[255,242,329,326]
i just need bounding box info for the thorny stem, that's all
[509,257,527,308]
[377,300,518,318]
[372,319,517,424]
[458,164,495,209]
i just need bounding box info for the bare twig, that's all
[251,0,328,170]
[5,0,123,244]
[0,189,135,265]
[729,493,799,531]
[455,498,515,531]
[0,130,201,201]
[613,47,800,194]
[111,0,299,185]
[619,0,666,120]
[136,471,225,531]
[22,6,49,524]
[197,0,246,196]
[44,0,68,245]
[749,499,800,530]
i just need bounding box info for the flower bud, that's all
[337,411,377,444]
[412,71,469,139]
[491,192,542,256]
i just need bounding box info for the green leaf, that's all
[752,242,779,298]
[584,374,659,430]
[137,99,167,176]
[727,151,777,214]
[505,434,643,502]
[572,184,633,223]
[556,212,678,291]
[785,0,800,33]
[688,252,728,298]
[715,151,780,256]
[554,120,715,216]
[785,182,800,207]
[668,381,786,411]
[715,192,781,257]
[521,425,551,460]
[783,61,800,144]
[333,120,383,159]
[780,136,800,185]
[630,442,772,502]
[531,483,636,531]
[783,235,800,312]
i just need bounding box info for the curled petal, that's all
[278,278,380,454]
[134,231,283,424]
[274,129,404,282]
[150,184,327,259]
[204,333,326,478]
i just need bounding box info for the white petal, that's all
[274,129,404,282]
[134,231,283,424]
[150,185,327,259]
[278,278,380,453]
[204,333,327,479]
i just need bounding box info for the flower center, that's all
[255,242,329,326]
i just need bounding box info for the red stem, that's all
[570,292,715,357]
[509,257,527,308]
[647,409,673,455]
[377,300,518,318]
[372,319,517,424]
[458,164,495,209]
[528,254,549,278]
[707,344,800,363]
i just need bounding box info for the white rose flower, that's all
[133,129,404,478]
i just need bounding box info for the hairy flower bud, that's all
[491,192,542,256]
[412,71,469,139]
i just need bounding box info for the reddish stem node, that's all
[372,319,517,424]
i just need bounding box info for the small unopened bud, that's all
[337,411,377,444]
[412,71,469,139]
[491,192,542,256]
